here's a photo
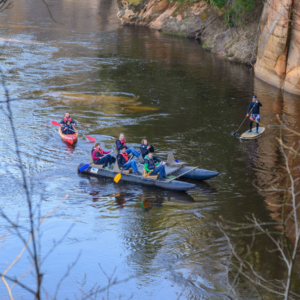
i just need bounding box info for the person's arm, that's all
[258,101,262,107]
[155,162,160,166]
[149,145,154,152]
[144,162,151,172]
[92,150,98,160]
[117,155,123,168]
[247,102,253,115]
[102,150,112,154]
[71,118,77,125]
[140,146,148,157]
[116,140,121,151]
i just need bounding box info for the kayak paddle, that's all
[114,173,121,183]
[44,123,90,127]
[144,170,152,178]
[51,121,96,141]
[79,152,112,172]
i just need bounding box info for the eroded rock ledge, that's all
[117,0,300,95]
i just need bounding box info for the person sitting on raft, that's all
[140,139,161,162]
[144,153,166,179]
[62,120,76,135]
[116,133,140,158]
[92,142,114,168]
[117,146,142,175]
[59,112,77,126]
[247,95,262,134]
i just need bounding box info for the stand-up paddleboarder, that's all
[246,95,262,133]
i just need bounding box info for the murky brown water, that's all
[0,0,300,299]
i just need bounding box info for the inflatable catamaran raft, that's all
[78,153,219,192]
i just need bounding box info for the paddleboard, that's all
[240,127,265,140]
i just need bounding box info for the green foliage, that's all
[170,0,257,26]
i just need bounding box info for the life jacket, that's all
[92,148,104,158]
[64,117,72,123]
[144,156,155,170]
[118,138,127,148]
[120,152,129,162]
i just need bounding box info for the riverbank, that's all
[117,0,263,66]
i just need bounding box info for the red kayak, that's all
[58,127,78,145]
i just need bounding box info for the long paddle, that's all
[232,102,256,136]
[51,121,96,142]
[79,152,112,172]
[43,123,91,127]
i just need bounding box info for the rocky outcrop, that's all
[117,0,262,65]
[117,0,300,95]
[254,0,300,95]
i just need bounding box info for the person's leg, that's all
[249,120,253,132]
[153,156,161,163]
[256,122,259,133]
[129,161,138,172]
[107,155,113,165]
[126,148,140,157]
[256,115,260,133]
[122,162,130,170]
[95,157,106,165]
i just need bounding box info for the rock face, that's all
[255,0,300,95]
[117,0,300,95]
[117,0,262,65]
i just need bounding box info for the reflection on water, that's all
[0,0,300,298]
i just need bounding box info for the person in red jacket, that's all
[92,142,114,169]
[59,112,77,126]
[116,133,140,158]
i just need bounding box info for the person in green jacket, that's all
[144,153,166,179]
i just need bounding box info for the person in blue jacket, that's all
[116,133,140,158]
[247,95,262,133]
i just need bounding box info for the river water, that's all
[0,0,300,299]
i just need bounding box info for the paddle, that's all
[232,102,256,136]
[51,121,96,142]
[43,123,91,127]
[79,152,112,172]
[144,170,152,178]
[114,173,122,183]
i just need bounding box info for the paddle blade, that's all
[80,124,91,127]
[52,120,61,126]
[43,124,53,126]
[79,164,90,172]
[86,136,96,142]
[175,159,179,163]
[231,131,237,136]
[114,173,121,183]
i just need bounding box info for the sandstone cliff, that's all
[117,0,300,96]
[255,0,300,95]
[117,0,262,65]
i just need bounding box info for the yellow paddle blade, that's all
[114,173,121,183]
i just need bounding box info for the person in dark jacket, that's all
[62,120,75,135]
[92,142,114,168]
[140,139,161,162]
[116,133,140,158]
[247,95,262,133]
[144,153,166,179]
[117,146,142,175]
[59,112,77,126]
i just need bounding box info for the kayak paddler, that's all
[59,112,77,127]
[62,120,75,135]
[246,95,262,133]
[116,133,140,158]
[144,153,167,179]
[117,146,142,175]
[92,142,114,169]
[140,139,161,162]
